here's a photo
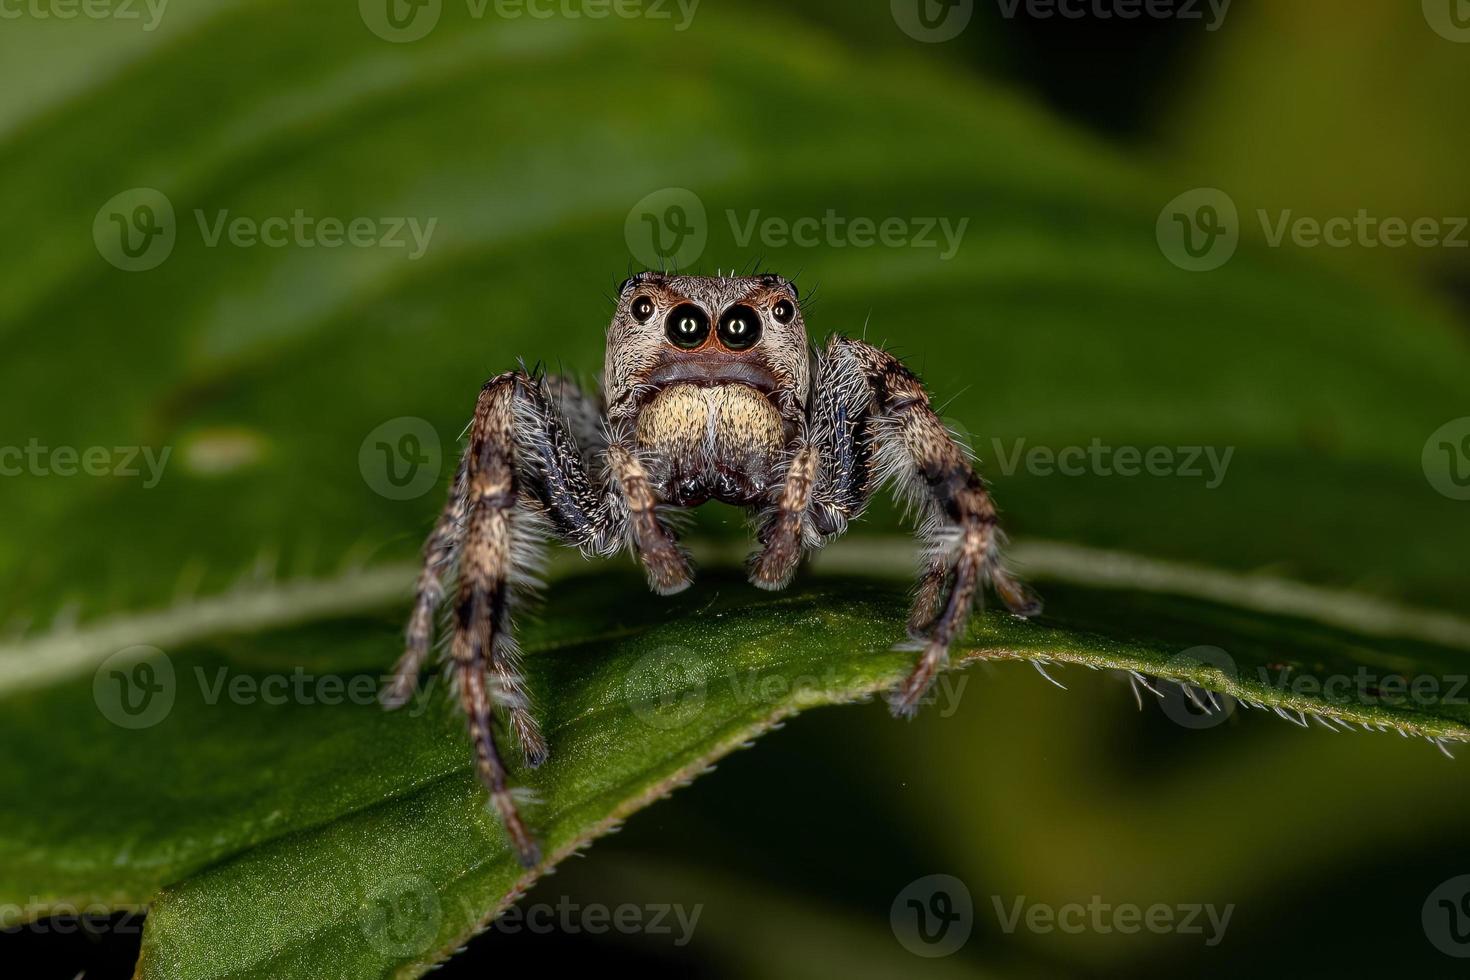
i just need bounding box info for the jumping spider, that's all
[384,272,1039,866]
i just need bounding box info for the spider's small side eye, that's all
[771,299,796,325]
[718,304,762,351]
[665,303,710,349]
[631,295,656,323]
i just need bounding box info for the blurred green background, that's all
[3,1,1470,977]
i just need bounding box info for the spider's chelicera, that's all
[384,272,1040,866]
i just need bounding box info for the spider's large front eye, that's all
[631,295,656,323]
[717,304,762,351]
[665,304,710,349]
[771,299,796,324]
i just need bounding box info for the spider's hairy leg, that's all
[384,454,467,710]
[608,444,693,595]
[384,409,548,774]
[907,554,950,637]
[453,376,540,867]
[832,338,1040,717]
[544,372,608,470]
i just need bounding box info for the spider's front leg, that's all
[784,337,1038,716]
[849,339,1040,714]
[384,370,640,867]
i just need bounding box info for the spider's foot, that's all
[993,569,1042,619]
[748,549,799,591]
[515,842,542,870]
[906,600,940,641]
[379,671,418,711]
[491,791,541,869]
[514,717,551,769]
[644,544,693,596]
[888,641,945,718]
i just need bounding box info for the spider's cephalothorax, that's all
[385,271,1039,867]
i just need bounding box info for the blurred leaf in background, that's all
[1160,0,1470,289]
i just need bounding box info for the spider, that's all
[383,271,1039,867]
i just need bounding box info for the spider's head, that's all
[605,272,809,425]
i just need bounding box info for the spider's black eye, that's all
[631,295,656,323]
[771,299,796,324]
[718,304,762,351]
[665,303,710,349]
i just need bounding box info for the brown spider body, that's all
[386,272,1038,867]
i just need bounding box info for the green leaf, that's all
[2,2,1468,977]
[3,566,1468,977]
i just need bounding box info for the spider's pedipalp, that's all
[749,443,818,590]
[608,444,693,594]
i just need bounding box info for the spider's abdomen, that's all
[636,382,786,505]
